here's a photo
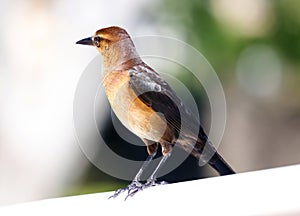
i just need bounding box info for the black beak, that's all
[76,37,94,46]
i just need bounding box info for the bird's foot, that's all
[109,181,143,199]
[125,182,145,200]
[109,180,168,200]
[125,179,168,199]
[144,179,168,188]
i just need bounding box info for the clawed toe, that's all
[145,179,168,187]
[109,180,168,200]
[125,183,144,200]
[108,187,127,199]
[108,181,143,199]
[127,182,142,194]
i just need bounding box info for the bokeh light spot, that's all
[236,45,282,98]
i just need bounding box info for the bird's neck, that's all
[101,38,142,73]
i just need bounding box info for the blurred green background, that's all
[1,0,300,205]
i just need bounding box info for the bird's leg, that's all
[126,150,172,199]
[109,151,157,199]
[126,151,157,194]
[145,150,172,187]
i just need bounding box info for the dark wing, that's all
[128,65,235,175]
[128,64,196,139]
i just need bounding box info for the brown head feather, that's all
[94,26,130,43]
[93,26,140,71]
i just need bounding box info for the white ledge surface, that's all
[1,165,300,216]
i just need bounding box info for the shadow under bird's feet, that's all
[108,180,168,200]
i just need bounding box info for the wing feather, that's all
[128,64,198,140]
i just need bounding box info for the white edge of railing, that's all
[1,164,300,216]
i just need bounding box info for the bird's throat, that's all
[101,38,141,72]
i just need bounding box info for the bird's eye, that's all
[93,36,101,47]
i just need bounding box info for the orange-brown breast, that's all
[102,70,167,142]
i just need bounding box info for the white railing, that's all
[1,165,300,216]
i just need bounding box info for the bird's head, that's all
[76,26,132,54]
[76,26,140,70]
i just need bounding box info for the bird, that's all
[76,26,235,198]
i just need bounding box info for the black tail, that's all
[208,152,235,175]
[196,127,235,175]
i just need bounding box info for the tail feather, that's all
[208,152,235,175]
[195,127,235,176]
